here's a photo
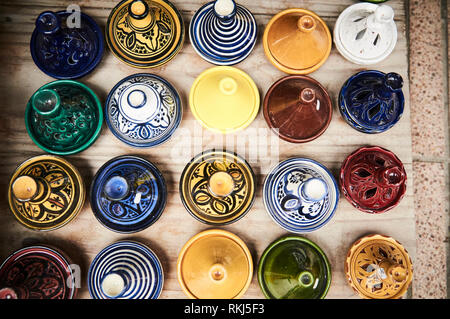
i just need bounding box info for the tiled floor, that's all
[409,0,449,298]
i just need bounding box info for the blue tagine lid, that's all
[190,0,257,65]
[339,70,404,134]
[88,241,164,299]
[263,158,339,233]
[30,10,104,79]
[105,73,182,148]
[90,156,167,233]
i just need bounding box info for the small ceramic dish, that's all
[179,149,255,225]
[263,158,339,233]
[90,155,167,233]
[88,241,164,299]
[7,155,85,231]
[258,235,331,299]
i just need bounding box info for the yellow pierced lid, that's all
[177,229,253,299]
[189,66,260,133]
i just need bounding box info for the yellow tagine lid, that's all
[7,155,85,231]
[106,0,184,68]
[189,66,260,133]
[263,9,331,74]
[345,234,413,299]
[177,229,253,299]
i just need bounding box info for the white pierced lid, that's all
[334,3,397,65]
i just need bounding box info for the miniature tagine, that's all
[340,146,407,214]
[105,73,182,147]
[106,0,184,68]
[90,156,167,233]
[334,3,397,65]
[258,236,331,299]
[189,66,259,133]
[177,229,253,299]
[25,80,103,155]
[263,75,332,143]
[8,155,85,231]
[339,70,404,133]
[88,241,164,299]
[0,246,77,299]
[190,0,257,65]
[30,10,104,79]
[179,149,255,225]
[263,8,331,74]
[263,158,339,233]
[345,234,413,299]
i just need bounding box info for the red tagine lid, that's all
[340,146,406,214]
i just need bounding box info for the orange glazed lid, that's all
[263,9,331,74]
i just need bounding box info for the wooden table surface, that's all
[0,0,414,299]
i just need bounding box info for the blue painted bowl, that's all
[90,156,167,233]
[189,0,257,65]
[263,158,339,233]
[30,10,104,79]
[88,241,164,299]
[338,70,404,134]
[105,73,182,148]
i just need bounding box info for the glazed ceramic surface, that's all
[179,149,255,225]
[25,80,103,155]
[105,73,182,147]
[0,246,76,299]
[8,155,85,231]
[189,66,260,133]
[258,236,331,299]
[177,229,253,299]
[345,234,413,299]
[263,75,332,143]
[263,158,339,233]
[30,10,104,79]
[334,3,397,65]
[263,9,331,74]
[339,70,404,133]
[189,0,257,65]
[90,156,167,233]
[106,0,184,68]
[340,146,407,214]
[88,241,163,299]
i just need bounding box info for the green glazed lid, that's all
[25,80,103,155]
[258,236,331,299]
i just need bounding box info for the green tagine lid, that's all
[25,80,103,155]
[258,236,331,299]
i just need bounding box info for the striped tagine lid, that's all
[90,156,167,233]
[88,241,164,299]
[190,0,257,65]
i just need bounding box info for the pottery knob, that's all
[209,263,227,282]
[214,0,236,20]
[128,0,152,29]
[104,176,130,201]
[12,175,38,202]
[300,177,327,202]
[388,264,408,283]
[297,271,315,288]
[297,15,316,33]
[208,171,235,197]
[0,288,18,299]
[367,5,394,30]
[219,77,238,95]
[101,272,127,298]
[35,11,61,35]
[383,72,403,91]
[31,88,61,118]
[376,166,405,187]
[299,87,316,104]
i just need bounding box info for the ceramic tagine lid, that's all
[263,75,332,143]
[25,80,103,155]
[106,0,184,68]
[30,10,104,79]
[263,9,331,74]
[189,0,257,65]
[105,73,182,147]
[189,66,259,133]
[7,155,85,231]
[339,70,404,133]
[179,149,255,225]
[258,236,331,299]
[90,156,167,233]
[340,146,407,214]
[177,229,253,299]
[263,158,339,233]
[345,234,413,299]
[0,246,76,299]
[334,3,397,65]
[88,241,164,299]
